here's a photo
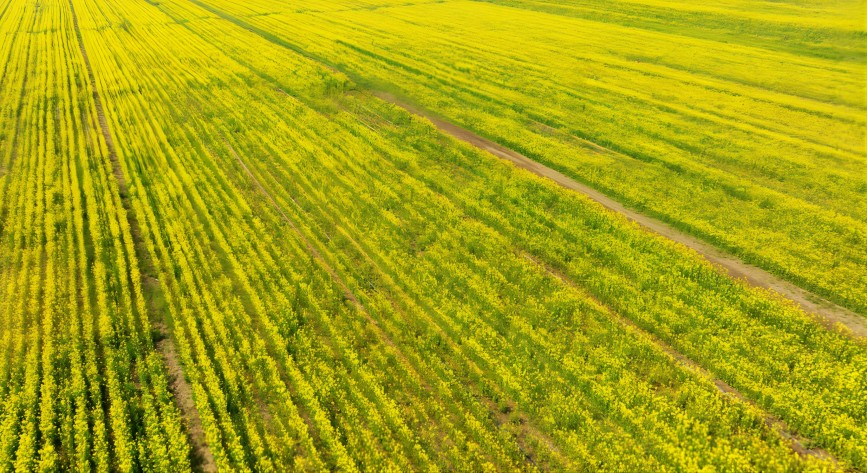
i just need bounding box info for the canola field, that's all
[0,0,865,471]
[196,0,867,317]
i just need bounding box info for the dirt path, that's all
[151,318,218,473]
[180,0,864,338]
[372,91,867,340]
[68,2,216,471]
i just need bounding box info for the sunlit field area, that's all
[1,0,865,471]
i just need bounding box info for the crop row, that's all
[189,0,867,316]
[63,0,866,470]
[0,0,191,471]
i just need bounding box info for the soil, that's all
[152,320,218,473]
[69,2,216,470]
[374,91,867,340]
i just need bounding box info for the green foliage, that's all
[1,0,864,471]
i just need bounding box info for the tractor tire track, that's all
[183,0,865,340]
[67,1,216,471]
[373,91,867,340]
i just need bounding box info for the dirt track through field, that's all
[68,2,216,471]
[182,0,865,340]
[373,91,867,340]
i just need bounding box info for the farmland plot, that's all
[190,0,867,316]
[0,0,865,471]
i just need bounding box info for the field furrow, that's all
[1,0,864,470]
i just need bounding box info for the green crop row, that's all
[189,0,867,317]
[0,0,191,470]
[2,0,864,470]
[54,0,867,469]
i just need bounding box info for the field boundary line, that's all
[184,0,865,340]
[67,2,217,471]
[368,91,867,340]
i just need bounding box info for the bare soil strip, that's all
[523,253,837,463]
[151,318,218,473]
[187,0,864,339]
[183,0,865,337]
[68,2,216,471]
[372,91,867,340]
